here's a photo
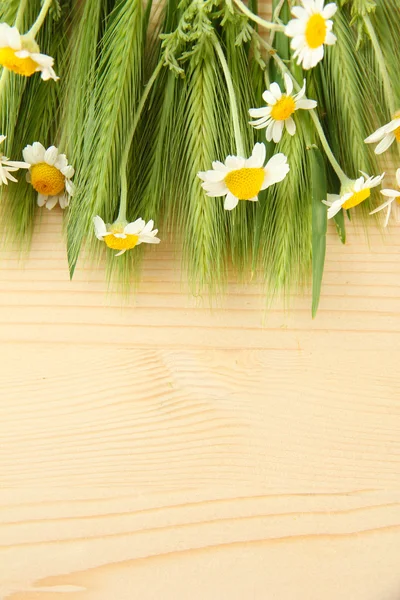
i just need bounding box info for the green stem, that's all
[116,59,164,222]
[213,36,245,156]
[257,34,348,185]
[269,0,287,46]
[232,0,285,32]
[363,15,396,116]
[26,0,53,39]
[14,0,29,30]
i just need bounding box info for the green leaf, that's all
[333,209,346,244]
[310,146,327,318]
[268,0,290,88]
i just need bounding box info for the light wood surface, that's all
[2,0,400,594]
[1,207,400,599]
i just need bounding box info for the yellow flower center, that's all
[104,224,139,251]
[30,163,65,196]
[271,95,296,121]
[342,188,370,210]
[394,127,400,142]
[224,168,265,200]
[305,14,327,49]
[0,47,38,76]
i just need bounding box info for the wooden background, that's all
[1,2,400,598]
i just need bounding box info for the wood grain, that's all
[0,207,400,599]
[2,0,400,594]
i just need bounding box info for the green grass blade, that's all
[310,146,327,318]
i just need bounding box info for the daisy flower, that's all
[248,74,317,143]
[197,143,290,211]
[0,135,29,185]
[0,22,58,80]
[23,142,75,210]
[285,0,337,70]
[94,216,160,256]
[323,171,385,219]
[364,113,400,155]
[370,168,400,227]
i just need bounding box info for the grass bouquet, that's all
[0,0,399,314]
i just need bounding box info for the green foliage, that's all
[311,5,380,219]
[66,0,146,277]
[0,0,70,247]
[2,0,399,311]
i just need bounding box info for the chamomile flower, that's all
[23,142,75,210]
[364,113,400,155]
[323,171,385,219]
[94,216,160,256]
[197,143,290,211]
[249,75,317,143]
[285,0,337,70]
[0,135,29,185]
[0,23,58,80]
[370,168,400,227]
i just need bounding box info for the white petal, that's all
[325,31,337,45]
[365,123,391,143]
[5,25,21,50]
[322,3,337,18]
[32,142,46,163]
[65,179,75,196]
[139,234,160,244]
[327,200,344,219]
[225,156,245,169]
[284,73,293,95]
[2,160,30,169]
[246,143,266,168]
[295,98,317,110]
[374,134,395,155]
[14,49,30,58]
[45,196,59,210]
[0,166,9,185]
[262,90,277,105]
[115,249,127,257]
[44,146,59,166]
[199,169,226,183]
[380,189,400,198]
[93,216,108,239]
[294,79,307,100]
[3,169,17,183]
[55,154,68,170]
[272,120,284,143]
[37,194,47,207]
[285,117,296,136]
[61,165,74,178]
[249,116,271,128]
[141,219,154,234]
[249,107,270,118]
[224,192,239,210]
[124,218,146,234]
[291,7,308,19]
[201,181,228,197]
[211,160,229,173]
[368,173,385,188]
[59,194,68,209]
[265,121,275,142]
[269,82,282,100]
[285,19,306,37]
[370,198,394,213]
